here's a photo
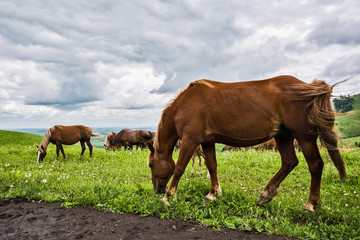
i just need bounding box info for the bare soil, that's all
[0,198,293,240]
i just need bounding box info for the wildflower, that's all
[10,184,14,188]
[41,179,47,183]
[5,164,9,167]
[345,204,348,207]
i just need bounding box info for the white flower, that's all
[10,184,13,188]
[5,164,9,167]
[41,179,47,183]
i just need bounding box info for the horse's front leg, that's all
[162,139,198,205]
[58,144,66,159]
[56,144,60,160]
[201,143,222,202]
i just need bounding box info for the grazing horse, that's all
[112,129,153,150]
[104,132,117,151]
[36,125,98,162]
[147,75,346,212]
[256,138,277,151]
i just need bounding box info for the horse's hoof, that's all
[161,196,171,206]
[302,202,315,212]
[256,196,272,205]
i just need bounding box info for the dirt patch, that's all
[0,198,293,240]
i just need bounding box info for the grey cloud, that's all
[308,19,360,46]
[1,0,360,114]
[322,54,360,78]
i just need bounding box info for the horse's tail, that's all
[88,130,100,138]
[295,80,346,180]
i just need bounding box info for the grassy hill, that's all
[334,94,360,138]
[0,130,42,146]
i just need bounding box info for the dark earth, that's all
[0,198,294,240]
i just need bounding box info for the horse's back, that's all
[50,125,93,144]
[171,76,308,146]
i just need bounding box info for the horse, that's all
[36,125,99,162]
[190,145,208,177]
[256,138,277,151]
[112,129,153,150]
[147,75,346,212]
[104,131,117,151]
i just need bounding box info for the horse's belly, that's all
[205,110,280,144]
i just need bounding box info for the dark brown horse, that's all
[36,125,98,162]
[104,131,117,151]
[112,129,153,150]
[148,75,346,212]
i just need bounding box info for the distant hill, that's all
[0,130,42,146]
[334,94,360,138]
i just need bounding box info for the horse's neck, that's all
[40,130,51,150]
[156,128,178,156]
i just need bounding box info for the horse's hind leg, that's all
[80,140,86,157]
[257,134,298,205]
[86,140,93,158]
[298,137,323,212]
[201,142,222,202]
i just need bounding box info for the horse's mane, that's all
[40,126,56,149]
[154,79,215,151]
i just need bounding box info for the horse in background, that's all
[191,145,207,177]
[112,129,153,150]
[104,132,116,151]
[256,138,277,151]
[36,125,99,162]
[147,75,346,212]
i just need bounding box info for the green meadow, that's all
[0,130,359,239]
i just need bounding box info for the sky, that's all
[1,0,360,129]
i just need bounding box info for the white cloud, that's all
[0,0,360,128]
[95,61,173,109]
[1,101,58,118]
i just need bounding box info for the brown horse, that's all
[36,125,98,162]
[112,129,153,150]
[148,75,346,212]
[256,138,277,151]
[104,131,117,151]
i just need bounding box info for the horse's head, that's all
[147,142,175,194]
[36,145,47,163]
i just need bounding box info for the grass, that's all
[0,130,42,146]
[335,94,360,138]
[1,131,359,239]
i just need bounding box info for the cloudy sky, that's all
[1,0,360,129]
